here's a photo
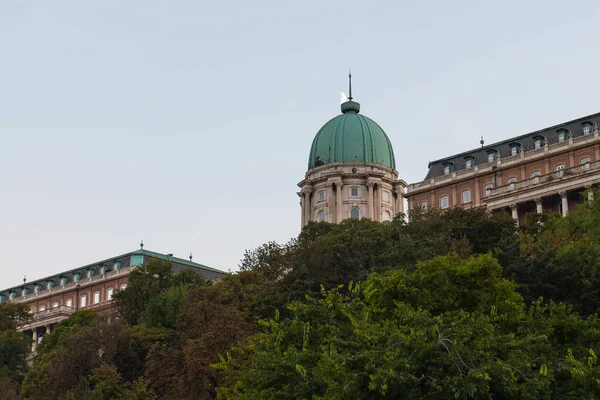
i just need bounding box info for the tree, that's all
[217,254,600,399]
[0,303,30,394]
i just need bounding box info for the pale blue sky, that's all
[2,1,600,286]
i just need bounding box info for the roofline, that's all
[427,111,600,168]
[0,248,225,293]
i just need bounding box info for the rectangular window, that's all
[107,288,114,301]
[584,125,592,135]
[350,187,359,197]
[93,292,101,304]
[534,139,542,149]
[443,165,450,175]
[511,146,518,156]
[419,201,427,210]
[462,190,471,204]
[66,299,72,307]
[318,190,326,201]
[465,159,473,168]
[80,295,87,308]
[558,132,565,142]
[440,196,449,209]
[487,153,495,163]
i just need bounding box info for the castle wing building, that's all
[405,112,600,224]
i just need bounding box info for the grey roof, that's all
[425,111,600,180]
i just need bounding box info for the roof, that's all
[425,111,600,180]
[0,248,225,295]
[308,100,396,170]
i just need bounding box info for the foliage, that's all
[0,303,30,396]
[20,193,600,399]
[217,255,600,399]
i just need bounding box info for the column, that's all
[560,191,568,216]
[586,184,594,204]
[336,183,343,223]
[327,183,334,223]
[474,178,480,206]
[299,195,304,228]
[397,188,405,215]
[302,189,311,226]
[534,197,543,214]
[367,183,374,220]
[510,204,519,227]
[32,329,37,352]
[374,185,380,222]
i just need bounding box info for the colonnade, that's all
[504,185,594,226]
[29,324,52,352]
[300,179,404,226]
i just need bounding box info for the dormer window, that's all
[464,157,475,169]
[486,150,498,163]
[533,136,544,149]
[583,122,594,136]
[442,163,453,175]
[509,143,521,156]
[557,129,568,142]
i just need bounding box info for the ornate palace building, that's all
[298,75,406,225]
[404,112,600,224]
[0,245,225,352]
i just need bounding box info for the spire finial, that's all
[189,253,193,261]
[348,69,353,101]
[23,275,26,284]
[480,136,485,148]
[140,240,144,249]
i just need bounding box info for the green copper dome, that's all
[308,99,396,170]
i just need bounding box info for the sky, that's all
[2,1,600,287]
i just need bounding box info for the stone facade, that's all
[405,113,600,225]
[298,162,406,226]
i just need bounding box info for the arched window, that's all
[581,157,591,165]
[507,177,517,184]
[557,129,568,142]
[107,288,114,301]
[350,207,361,219]
[464,156,475,168]
[440,195,449,209]
[531,170,541,177]
[442,162,453,175]
[80,295,87,308]
[383,210,392,221]
[510,143,521,156]
[52,302,59,308]
[120,284,127,291]
[66,299,73,308]
[317,210,326,222]
[39,305,46,312]
[93,291,101,304]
